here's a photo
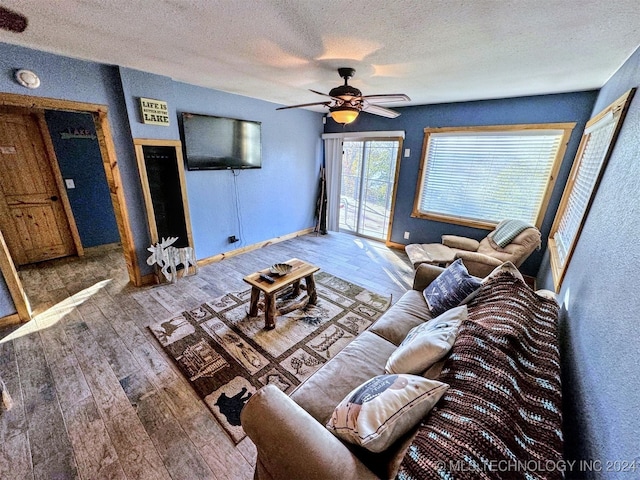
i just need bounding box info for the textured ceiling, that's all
[1,0,640,110]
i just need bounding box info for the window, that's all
[549,90,634,290]
[412,124,575,229]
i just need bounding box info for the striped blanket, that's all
[398,272,562,480]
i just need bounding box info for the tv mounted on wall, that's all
[181,112,262,170]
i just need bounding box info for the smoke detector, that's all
[15,69,40,89]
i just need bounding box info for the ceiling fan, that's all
[277,68,410,124]
[0,6,28,33]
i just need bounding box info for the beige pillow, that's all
[326,374,448,452]
[385,305,467,375]
[482,261,524,283]
[535,289,557,302]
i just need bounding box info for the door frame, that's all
[133,138,194,247]
[0,106,84,264]
[0,93,141,324]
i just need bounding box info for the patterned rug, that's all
[148,271,391,443]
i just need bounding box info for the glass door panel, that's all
[340,140,399,241]
[339,142,363,233]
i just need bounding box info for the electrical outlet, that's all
[404,231,410,240]
[228,235,239,243]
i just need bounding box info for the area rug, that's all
[148,271,391,443]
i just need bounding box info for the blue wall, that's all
[537,46,640,478]
[0,41,147,266]
[0,42,323,317]
[119,67,181,140]
[44,110,120,248]
[172,81,323,258]
[117,67,324,260]
[325,92,598,276]
[0,275,12,318]
[0,42,140,317]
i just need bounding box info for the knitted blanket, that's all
[398,272,562,480]
[491,219,534,248]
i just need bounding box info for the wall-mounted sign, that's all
[59,127,96,140]
[140,97,170,126]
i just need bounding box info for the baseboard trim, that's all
[385,241,406,250]
[0,313,22,328]
[139,272,158,287]
[198,227,316,267]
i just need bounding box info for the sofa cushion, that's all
[423,258,481,315]
[291,331,396,425]
[385,305,466,375]
[326,374,448,452]
[368,290,432,346]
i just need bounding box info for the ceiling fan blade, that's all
[276,101,330,111]
[361,94,410,103]
[309,89,333,97]
[362,104,401,119]
[0,6,28,33]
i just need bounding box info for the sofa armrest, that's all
[454,250,503,267]
[441,235,480,251]
[412,263,445,291]
[241,385,378,480]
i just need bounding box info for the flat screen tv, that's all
[181,112,262,170]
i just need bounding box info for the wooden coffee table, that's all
[243,258,320,329]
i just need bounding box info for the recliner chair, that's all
[405,221,541,278]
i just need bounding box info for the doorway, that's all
[0,106,83,266]
[339,139,401,241]
[0,93,141,324]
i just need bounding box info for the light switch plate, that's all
[404,148,410,157]
[65,178,75,189]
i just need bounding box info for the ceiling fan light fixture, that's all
[330,107,359,125]
[277,67,408,121]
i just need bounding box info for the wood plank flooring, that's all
[0,232,413,479]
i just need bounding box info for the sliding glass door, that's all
[339,139,400,241]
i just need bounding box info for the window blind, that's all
[553,113,616,265]
[417,130,565,225]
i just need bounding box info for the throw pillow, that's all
[326,374,448,452]
[535,289,557,302]
[423,259,481,316]
[482,261,524,284]
[385,305,467,375]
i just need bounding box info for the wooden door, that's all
[0,107,79,265]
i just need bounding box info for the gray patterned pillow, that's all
[423,259,481,316]
[326,374,448,452]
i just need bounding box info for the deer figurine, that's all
[146,237,198,283]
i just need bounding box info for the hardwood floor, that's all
[0,232,413,480]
